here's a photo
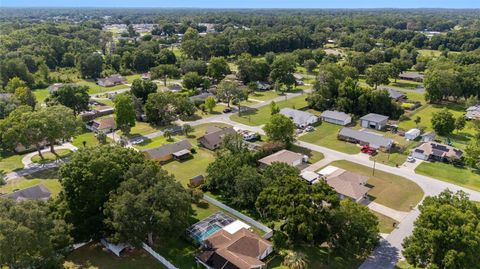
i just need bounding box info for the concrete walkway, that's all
[367,202,409,222]
[302,155,339,172]
[21,143,78,168]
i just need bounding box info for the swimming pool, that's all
[193,223,222,242]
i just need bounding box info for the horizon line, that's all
[1,6,480,10]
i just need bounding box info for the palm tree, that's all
[282,251,308,269]
[163,129,173,141]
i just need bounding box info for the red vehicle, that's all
[361,145,377,155]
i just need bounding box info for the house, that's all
[190,92,214,103]
[198,126,236,150]
[256,81,271,91]
[2,184,51,201]
[93,105,114,116]
[196,227,273,269]
[320,110,352,126]
[360,113,389,130]
[421,131,436,142]
[411,142,463,162]
[100,239,130,257]
[300,171,320,184]
[47,83,64,93]
[324,49,342,56]
[280,108,318,128]
[141,139,193,162]
[87,116,116,133]
[378,87,406,101]
[466,105,480,120]
[96,74,126,87]
[405,128,421,140]
[338,128,394,151]
[258,149,307,167]
[141,72,151,80]
[317,166,371,203]
[399,72,424,82]
[162,84,182,92]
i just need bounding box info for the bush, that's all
[189,188,204,204]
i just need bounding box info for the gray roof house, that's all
[258,149,306,167]
[399,72,424,82]
[198,126,236,150]
[3,184,51,201]
[338,128,393,151]
[378,87,406,101]
[320,110,352,126]
[280,108,318,128]
[47,83,64,93]
[360,113,389,130]
[97,74,126,87]
[466,105,480,120]
[141,139,193,162]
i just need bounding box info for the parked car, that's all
[223,108,232,113]
[305,126,314,132]
[130,138,144,145]
[361,145,377,155]
[407,156,416,163]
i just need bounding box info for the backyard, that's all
[0,168,62,196]
[71,131,101,148]
[162,148,216,187]
[299,122,360,154]
[327,160,424,211]
[0,150,26,173]
[415,162,480,192]
[230,94,309,126]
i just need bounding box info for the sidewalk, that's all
[367,202,409,222]
[21,143,78,168]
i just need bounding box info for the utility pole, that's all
[372,158,376,176]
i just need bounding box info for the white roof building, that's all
[405,128,421,140]
[222,220,251,235]
[280,108,318,128]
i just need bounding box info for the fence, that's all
[142,243,179,269]
[203,194,273,239]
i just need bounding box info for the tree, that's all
[151,64,180,86]
[215,80,242,108]
[182,72,203,90]
[78,52,103,79]
[5,77,27,93]
[59,146,146,241]
[157,48,177,65]
[431,108,455,135]
[264,51,276,65]
[163,129,173,141]
[455,116,466,133]
[414,116,421,127]
[13,87,36,109]
[233,166,266,208]
[205,151,248,197]
[366,63,391,89]
[270,101,280,115]
[183,124,194,137]
[46,84,89,116]
[303,59,318,73]
[402,190,480,269]
[145,92,196,126]
[104,162,190,246]
[114,94,136,136]
[269,55,296,90]
[465,95,479,108]
[263,114,296,146]
[204,96,216,113]
[329,200,379,258]
[207,57,230,82]
[41,106,81,154]
[133,50,156,72]
[0,199,72,269]
[130,79,158,103]
[282,251,308,269]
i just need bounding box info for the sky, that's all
[1,0,480,9]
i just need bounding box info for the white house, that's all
[280,108,318,128]
[320,110,352,126]
[405,128,421,140]
[360,113,389,130]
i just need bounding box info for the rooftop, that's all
[142,139,192,159]
[2,184,51,201]
[320,110,351,121]
[339,128,393,149]
[360,113,389,123]
[258,149,304,166]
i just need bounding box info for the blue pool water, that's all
[193,224,222,242]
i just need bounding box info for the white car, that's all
[407,156,416,163]
[130,138,144,145]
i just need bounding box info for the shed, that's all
[360,113,389,130]
[405,128,421,140]
[300,171,320,184]
[320,110,352,126]
[189,175,205,188]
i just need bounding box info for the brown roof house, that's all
[87,116,116,133]
[411,142,463,162]
[196,228,273,269]
[198,126,236,150]
[96,74,126,87]
[318,166,371,203]
[258,149,307,167]
[142,139,193,162]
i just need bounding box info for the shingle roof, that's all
[142,140,192,159]
[413,142,462,160]
[280,108,318,126]
[3,184,51,201]
[258,149,304,166]
[339,128,393,149]
[378,87,406,100]
[320,110,351,122]
[324,169,370,201]
[360,113,389,123]
[399,72,424,80]
[466,105,480,120]
[199,127,236,148]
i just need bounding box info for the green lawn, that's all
[299,122,360,154]
[186,103,227,121]
[417,49,442,58]
[230,94,309,126]
[249,90,282,102]
[162,148,216,187]
[372,211,397,234]
[399,103,475,148]
[72,132,100,148]
[395,260,420,269]
[415,162,480,192]
[0,168,62,196]
[177,123,232,145]
[328,160,424,211]
[134,135,170,150]
[77,79,128,95]
[116,122,161,138]
[289,144,324,164]
[33,88,49,104]
[31,149,73,163]
[65,242,161,269]
[401,90,425,104]
[389,79,422,90]
[0,150,26,173]
[371,151,408,167]
[268,246,362,269]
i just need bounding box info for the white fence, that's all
[203,194,273,239]
[142,243,179,269]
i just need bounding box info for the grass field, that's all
[65,242,161,269]
[134,135,170,150]
[401,90,425,104]
[116,122,161,138]
[72,132,100,148]
[299,122,360,154]
[0,150,26,173]
[33,88,50,104]
[0,168,62,196]
[250,90,282,101]
[372,211,397,234]
[162,148,216,187]
[230,94,309,126]
[290,144,324,164]
[415,162,480,192]
[77,80,128,95]
[328,160,424,211]
[31,149,73,163]
[186,103,227,121]
[371,151,408,167]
